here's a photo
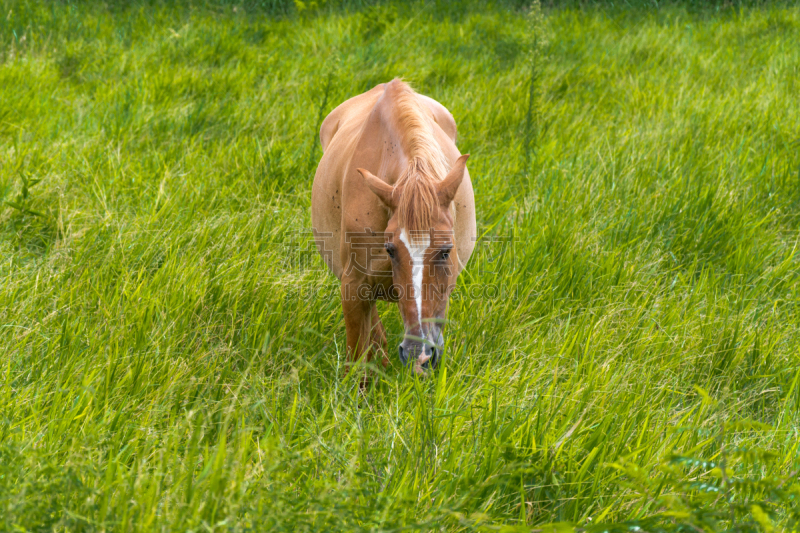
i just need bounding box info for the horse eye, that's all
[385,243,396,258]
[440,246,452,260]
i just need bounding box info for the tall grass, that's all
[1,0,799,531]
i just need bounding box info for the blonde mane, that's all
[388,80,451,241]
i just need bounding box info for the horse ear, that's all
[437,154,469,206]
[357,168,397,209]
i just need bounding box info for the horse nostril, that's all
[398,345,406,364]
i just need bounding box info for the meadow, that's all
[1,0,799,531]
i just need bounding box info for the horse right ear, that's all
[357,168,397,209]
[437,154,469,206]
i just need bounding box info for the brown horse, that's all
[311,79,476,378]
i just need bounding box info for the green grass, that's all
[1,0,799,531]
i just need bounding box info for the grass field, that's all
[2,0,800,531]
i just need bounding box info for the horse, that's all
[311,79,476,380]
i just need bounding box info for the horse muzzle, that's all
[398,330,444,370]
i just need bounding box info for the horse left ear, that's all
[437,154,469,206]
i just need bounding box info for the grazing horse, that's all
[311,79,476,378]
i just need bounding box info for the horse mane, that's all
[387,80,451,242]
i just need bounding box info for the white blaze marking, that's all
[398,228,430,336]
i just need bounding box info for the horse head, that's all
[357,154,469,372]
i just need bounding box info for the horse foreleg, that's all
[370,305,389,368]
[341,280,373,387]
